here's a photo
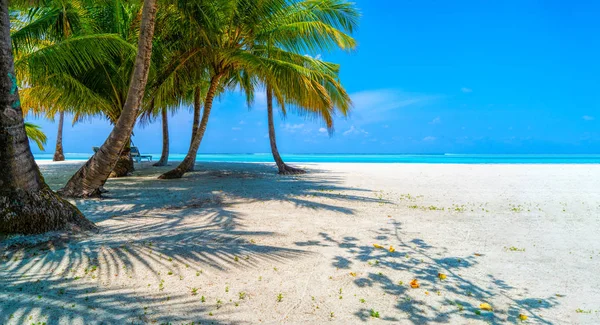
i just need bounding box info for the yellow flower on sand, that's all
[479,303,493,311]
[373,244,384,249]
[519,314,528,321]
[350,272,357,277]
[438,273,447,280]
[389,246,395,252]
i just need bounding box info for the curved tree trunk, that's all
[58,0,158,198]
[53,111,65,161]
[186,86,202,171]
[109,138,134,177]
[266,87,306,175]
[159,75,222,179]
[0,2,95,234]
[153,106,169,166]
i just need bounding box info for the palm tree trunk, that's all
[0,1,95,234]
[159,74,222,179]
[186,86,202,171]
[53,111,65,161]
[153,107,169,166]
[266,87,305,175]
[58,0,158,198]
[109,138,134,177]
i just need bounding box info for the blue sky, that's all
[29,0,599,154]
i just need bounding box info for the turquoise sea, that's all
[33,153,600,164]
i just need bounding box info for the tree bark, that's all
[0,1,95,234]
[153,106,169,166]
[159,74,221,179]
[266,87,305,175]
[186,86,202,171]
[109,138,134,177]
[58,0,158,198]
[53,111,65,161]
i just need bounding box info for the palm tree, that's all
[13,0,142,172]
[58,0,158,197]
[11,0,94,162]
[158,0,344,179]
[0,0,94,234]
[256,0,358,174]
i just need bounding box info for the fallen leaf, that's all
[438,273,447,280]
[373,244,384,249]
[410,279,420,288]
[519,314,528,321]
[474,253,482,256]
[389,246,395,253]
[479,303,493,311]
[349,272,357,277]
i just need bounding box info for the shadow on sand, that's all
[0,162,384,324]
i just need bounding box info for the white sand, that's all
[1,162,600,324]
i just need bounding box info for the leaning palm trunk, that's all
[267,88,305,175]
[153,106,169,166]
[186,86,202,171]
[59,0,158,198]
[0,1,95,234]
[53,111,65,161]
[159,75,221,179]
[109,138,134,177]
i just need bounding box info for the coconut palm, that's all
[11,0,91,161]
[15,0,145,178]
[159,0,354,179]
[0,0,95,234]
[255,0,358,174]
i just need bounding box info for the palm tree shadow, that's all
[1,161,387,323]
[309,220,561,324]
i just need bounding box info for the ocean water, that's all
[33,153,600,164]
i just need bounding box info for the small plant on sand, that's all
[359,298,366,303]
[370,309,380,318]
[576,308,592,314]
[216,299,222,309]
[191,288,198,296]
[225,286,229,293]
[505,246,525,252]
[201,296,206,303]
[330,312,335,318]
[239,292,246,300]
[277,293,283,302]
[167,270,173,275]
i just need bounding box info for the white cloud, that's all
[422,136,437,142]
[583,115,595,121]
[318,127,327,133]
[282,123,305,133]
[429,116,442,125]
[232,127,242,131]
[348,89,437,125]
[461,87,473,93]
[239,120,246,125]
[343,125,369,136]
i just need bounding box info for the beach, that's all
[2,161,600,324]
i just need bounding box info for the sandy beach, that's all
[1,161,599,324]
